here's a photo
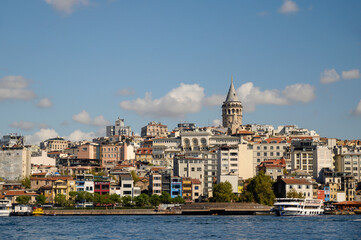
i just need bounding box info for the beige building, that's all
[335,152,361,182]
[141,121,168,138]
[41,137,69,152]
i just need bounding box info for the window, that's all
[191,167,195,171]
[264,146,267,150]
[194,186,199,190]
[197,167,201,171]
[276,146,280,150]
[264,153,267,157]
[184,168,188,171]
[124,191,132,195]
[257,153,260,156]
[123,184,132,188]
[257,146,260,150]
[270,146,274,150]
[298,185,301,189]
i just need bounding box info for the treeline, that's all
[27,191,185,208]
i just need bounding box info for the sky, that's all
[0,0,361,144]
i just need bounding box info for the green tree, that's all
[130,170,139,184]
[110,194,121,204]
[286,189,304,198]
[16,195,31,204]
[160,191,172,204]
[36,194,47,205]
[246,171,276,206]
[172,196,185,204]
[212,181,234,202]
[134,193,150,207]
[21,177,31,189]
[54,194,67,207]
[149,194,161,207]
[122,196,132,207]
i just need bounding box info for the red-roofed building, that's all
[3,190,38,204]
[257,158,286,180]
[274,177,313,199]
[135,147,153,163]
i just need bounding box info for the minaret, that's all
[222,76,243,134]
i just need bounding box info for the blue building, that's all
[171,177,182,198]
[324,186,330,201]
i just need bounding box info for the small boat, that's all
[0,199,12,217]
[32,207,44,216]
[273,198,324,216]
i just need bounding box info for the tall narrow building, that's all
[222,77,243,134]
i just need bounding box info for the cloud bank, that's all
[37,98,53,108]
[342,69,360,80]
[119,83,205,118]
[0,76,36,101]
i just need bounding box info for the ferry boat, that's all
[273,198,324,216]
[0,199,12,217]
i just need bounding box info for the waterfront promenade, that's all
[44,202,271,216]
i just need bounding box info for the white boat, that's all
[0,199,12,217]
[273,198,324,216]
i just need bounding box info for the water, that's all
[1,215,360,239]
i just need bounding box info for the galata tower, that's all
[222,77,243,134]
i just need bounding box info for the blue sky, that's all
[0,0,360,143]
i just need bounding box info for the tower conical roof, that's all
[225,76,239,102]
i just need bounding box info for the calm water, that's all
[1,215,361,240]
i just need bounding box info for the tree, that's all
[54,194,67,207]
[130,170,139,184]
[21,177,31,189]
[212,181,234,202]
[36,194,47,205]
[110,194,121,204]
[172,196,185,204]
[122,196,132,207]
[246,171,276,206]
[160,191,172,204]
[16,195,31,204]
[134,193,150,207]
[149,194,161,207]
[287,189,304,198]
[0,177,5,182]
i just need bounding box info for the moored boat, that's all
[273,198,323,216]
[0,199,12,217]
[32,207,44,216]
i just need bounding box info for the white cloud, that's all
[282,84,316,103]
[237,82,288,112]
[351,99,361,116]
[37,98,53,108]
[0,76,36,101]
[236,82,315,112]
[119,83,205,118]
[212,119,222,127]
[320,69,340,84]
[342,69,360,80]
[10,121,36,131]
[44,0,90,14]
[25,128,59,145]
[203,94,225,106]
[279,0,299,14]
[72,110,110,126]
[117,88,135,96]
[66,129,96,142]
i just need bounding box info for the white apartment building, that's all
[313,145,333,181]
[149,173,162,195]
